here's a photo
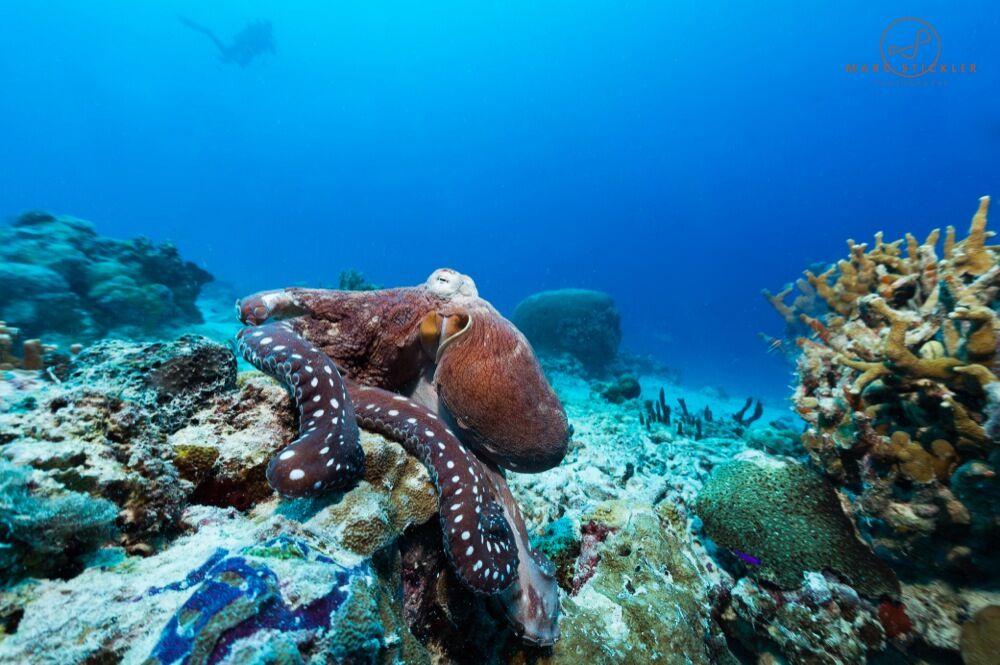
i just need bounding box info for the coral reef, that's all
[0,211,212,341]
[765,196,1000,581]
[511,289,621,373]
[339,268,381,291]
[696,451,899,598]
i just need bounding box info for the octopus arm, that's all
[236,321,365,496]
[480,462,562,647]
[348,382,520,595]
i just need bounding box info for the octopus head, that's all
[425,268,478,299]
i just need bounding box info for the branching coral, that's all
[766,197,1000,581]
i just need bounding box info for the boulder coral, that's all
[0,211,212,341]
[696,451,899,599]
[764,197,1000,580]
[511,289,621,373]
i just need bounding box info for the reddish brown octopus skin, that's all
[237,320,521,595]
[236,268,570,472]
[236,269,566,646]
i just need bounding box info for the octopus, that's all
[234,268,568,646]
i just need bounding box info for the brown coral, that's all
[767,197,1000,581]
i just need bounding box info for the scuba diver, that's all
[178,15,275,67]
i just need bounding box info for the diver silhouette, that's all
[178,15,275,68]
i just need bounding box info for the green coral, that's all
[323,575,385,662]
[532,517,581,592]
[0,460,118,584]
[695,452,899,598]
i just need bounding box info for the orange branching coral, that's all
[0,320,56,371]
[767,197,1000,580]
[0,320,15,367]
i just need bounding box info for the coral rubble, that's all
[765,197,1000,581]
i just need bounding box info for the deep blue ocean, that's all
[1,1,997,400]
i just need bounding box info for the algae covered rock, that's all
[696,451,898,598]
[720,574,887,665]
[540,501,727,664]
[0,460,118,584]
[512,289,621,373]
[0,335,237,545]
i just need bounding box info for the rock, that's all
[720,575,886,664]
[695,451,899,598]
[0,211,212,341]
[0,336,236,546]
[598,374,641,404]
[540,501,726,664]
[961,605,1000,665]
[512,289,621,373]
[66,335,237,432]
[167,374,295,510]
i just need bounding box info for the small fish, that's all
[732,549,761,566]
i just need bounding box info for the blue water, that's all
[1,1,997,400]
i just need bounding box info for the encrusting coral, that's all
[696,451,899,599]
[764,196,1000,580]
